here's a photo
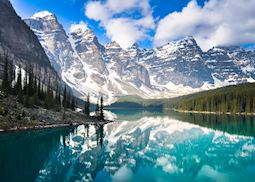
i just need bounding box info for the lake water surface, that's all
[1,110,255,182]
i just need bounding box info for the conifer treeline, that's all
[0,55,76,111]
[84,94,90,116]
[1,54,106,120]
[83,94,104,120]
[174,83,255,114]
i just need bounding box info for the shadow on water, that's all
[83,124,105,148]
[170,112,255,137]
[0,127,83,182]
[95,124,105,148]
[0,124,106,182]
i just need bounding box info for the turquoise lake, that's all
[1,110,255,182]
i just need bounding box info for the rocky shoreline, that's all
[0,96,113,132]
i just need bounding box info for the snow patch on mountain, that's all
[25,11,255,104]
[31,11,54,19]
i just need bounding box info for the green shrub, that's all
[0,105,8,116]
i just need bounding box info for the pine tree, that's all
[246,96,251,113]
[66,90,70,109]
[100,96,104,120]
[28,63,33,96]
[55,84,60,105]
[95,99,100,117]
[15,65,23,103]
[1,55,10,93]
[38,76,42,100]
[33,75,37,95]
[71,96,75,111]
[24,73,30,107]
[32,75,39,106]
[84,94,90,116]
[68,91,72,109]
[253,97,255,112]
[45,75,53,109]
[63,86,67,108]
[57,84,61,105]
[8,59,15,94]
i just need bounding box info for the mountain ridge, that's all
[24,11,255,104]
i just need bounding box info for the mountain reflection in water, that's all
[0,111,255,182]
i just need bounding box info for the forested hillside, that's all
[173,83,255,114]
[0,0,58,87]
[0,55,76,110]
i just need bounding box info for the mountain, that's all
[0,1,57,83]
[25,13,171,103]
[24,11,255,103]
[24,11,76,74]
[139,37,214,88]
[205,47,252,85]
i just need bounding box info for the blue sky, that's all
[10,0,255,50]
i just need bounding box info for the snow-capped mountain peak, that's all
[31,10,55,20]
[180,35,197,44]
[105,41,121,49]
[69,23,88,34]
[82,30,98,43]
[70,27,95,40]
[25,11,255,104]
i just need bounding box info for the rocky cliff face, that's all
[104,42,151,87]
[205,47,248,85]
[0,1,58,84]
[24,11,255,103]
[69,28,106,74]
[25,12,156,103]
[24,11,75,74]
[139,37,214,88]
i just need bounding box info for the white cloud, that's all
[105,18,145,48]
[69,21,88,33]
[85,1,110,22]
[106,0,138,13]
[85,0,154,49]
[154,0,255,50]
